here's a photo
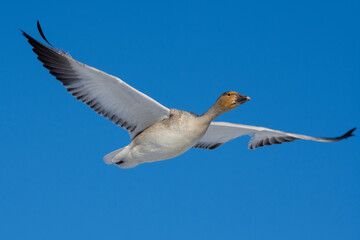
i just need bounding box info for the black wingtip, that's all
[21,29,32,40]
[345,127,356,138]
[37,20,54,47]
[20,29,27,38]
[327,127,356,141]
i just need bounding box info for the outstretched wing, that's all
[22,25,170,139]
[193,122,355,150]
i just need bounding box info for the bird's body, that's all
[105,109,209,168]
[22,22,355,169]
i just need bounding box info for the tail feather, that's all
[103,146,140,169]
[103,147,126,164]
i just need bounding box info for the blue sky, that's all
[1,0,359,239]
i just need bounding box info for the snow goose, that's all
[22,22,355,169]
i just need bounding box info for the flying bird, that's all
[22,22,355,169]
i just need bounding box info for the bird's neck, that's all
[199,104,224,124]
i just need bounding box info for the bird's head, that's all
[215,91,250,113]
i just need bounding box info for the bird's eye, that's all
[227,93,231,96]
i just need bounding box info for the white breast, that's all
[126,109,209,163]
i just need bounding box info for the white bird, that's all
[22,22,355,169]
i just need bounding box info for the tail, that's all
[103,146,140,169]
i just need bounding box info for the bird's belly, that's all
[128,126,205,163]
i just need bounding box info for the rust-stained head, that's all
[215,91,250,113]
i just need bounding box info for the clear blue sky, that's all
[1,0,359,239]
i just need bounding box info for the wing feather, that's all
[193,122,355,150]
[22,29,170,138]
